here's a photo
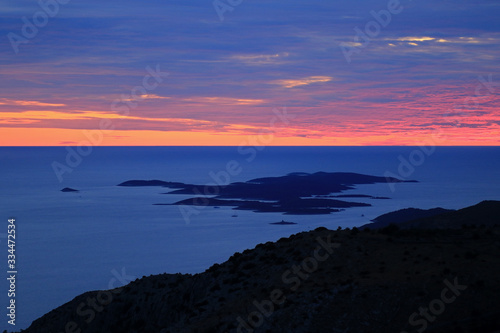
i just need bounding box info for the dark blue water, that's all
[0,146,499,330]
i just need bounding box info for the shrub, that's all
[380,223,400,235]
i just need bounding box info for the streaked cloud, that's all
[0,99,66,107]
[395,37,436,42]
[121,94,171,102]
[229,53,290,65]
[139,94,171,100]
[0,110,220,129]
[273,76,333,88]
[182,97,265,106]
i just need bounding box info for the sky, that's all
[0,0,499,146]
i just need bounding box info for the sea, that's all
[0,146,499,331]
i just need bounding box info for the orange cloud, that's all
[0,127,327,146]
[0,110,220,127]
[2,125,498,146]
[0,98,66,107]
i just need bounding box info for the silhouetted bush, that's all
[380,223,400,235]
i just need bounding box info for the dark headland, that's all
[362,200,500,230]
[17,200,500,333]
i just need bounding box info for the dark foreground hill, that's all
[17,202,500,333]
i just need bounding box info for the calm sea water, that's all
[0,146,499,330]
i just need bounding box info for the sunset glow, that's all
[1,0,499,146]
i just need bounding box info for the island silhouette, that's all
[118,172,417,215]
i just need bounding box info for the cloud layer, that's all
[1,0,499,145]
